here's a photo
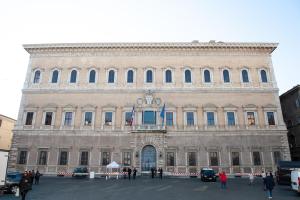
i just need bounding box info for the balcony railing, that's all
[130,124,167,133]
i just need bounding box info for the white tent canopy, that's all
[106,161,120,168]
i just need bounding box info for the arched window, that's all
[165,70,172,83]
[127,70,133,83]
[146,70,153,83]
[204,70,211,83]
[260,70,268,83]
[89,70,96,83]
[185,70,191,83]
[51,70,59,83]
[108,70,115,83]
[242,69,249,83]
[223,69,230,83]
[33,70,41,83]
[70,70,77,83]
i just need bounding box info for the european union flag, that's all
[160,104,165,119]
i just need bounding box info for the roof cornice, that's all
[23,42,278,54]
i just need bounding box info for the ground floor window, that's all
[252,151,261,166]
[166,152,175,166]
[59,151,68,165]
[273,151,281,164]
[18,150,27,164]
[231,152,240,166]
[209,152,219,166]
[80,151,89,166]
[123,152,131,166]
[38,150,48,165]
[188,152,196,166]
[102,152,110,166]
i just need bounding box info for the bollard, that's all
[89,171,95,179]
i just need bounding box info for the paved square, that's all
[1,176,299,200]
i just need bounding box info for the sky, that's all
[0,0,299,119]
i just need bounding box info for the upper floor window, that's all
[185,69,192,83]
[70,70,77,83]
[260,70,268,83]
[247,112,256,126]
[227,112,235,126]
[25,112,34,125]
[64,112,73,126]
[267,112,275,125]
[223,69,230,83]
[143,111,156,125]
[44,112,53,126]
[127,70,134,83]
[18,150,28,165]
[84,112,93,126]
[89,70,96,83]
[146,70,153,83]
[207,112,215,126]
[242,69,249,83]
[166,112,174,126]
[186,112,194,126]
[105,112,113,125]
[108,70,115,83]
[33,70,41,83]
[51,70,59,83]
[38,150,48,165]
[165,70,172,83]
[204,70,211,83]
[125,112,132,126]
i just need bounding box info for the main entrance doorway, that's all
[141,145,157,171]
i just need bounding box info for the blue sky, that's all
[0,0,299,119]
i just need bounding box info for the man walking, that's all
[265,172,275,199]
[19,172,31,200]
[34,170,41,185]
[133,168,137,180]
[159,168,163,179]
[128,167,132,180]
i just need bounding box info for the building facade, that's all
[9,42,290,174]
[0,114,16,150]
[280,85,300,161]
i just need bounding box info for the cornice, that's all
[23,42,278,55]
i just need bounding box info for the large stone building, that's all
[9,41,290,175]
[280,85,300,161]
[0,114,16,150]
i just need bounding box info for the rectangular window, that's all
[231,152,240,166]
[64,112,73,126]
[84,112,93,126]
[166,112,173,126]
[209,152,219,166]
[18,151,27,165]
[253,151,261,166]
[44,112,53,125]
[102,152,110,166]
[38,150,48,165]
[247,112,255,126]
[188,152,196,166]
[166,152,175,166]
[273,151,281,164]
[80,151,89,166]
[105,112,112,125]
[227,112,235,126]
[125,112,132,126]
[267,112,275,125]
[207,112,215,126]
[59,151,68,165]
[25,112,34,125]
[143,111,156,125]
[123,152,131,166]
[186,112,194,126]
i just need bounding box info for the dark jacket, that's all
[265,176,275,190]
[19,176,31,192]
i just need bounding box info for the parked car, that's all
[291,170,300,194]
[5,172,23,194]
[200,168,217,182]
[276,161,300,185]
[72,167,88,178]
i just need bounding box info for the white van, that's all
[291,169,300,194]
[0,150,9,191]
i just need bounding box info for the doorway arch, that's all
[141,145,157,171]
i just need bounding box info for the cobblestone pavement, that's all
[1,176,299,200]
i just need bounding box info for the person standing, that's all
[123,167,127,179]
[133,168,137,180]
[128,167,132,180]
[159,168,163,179]
[219,171,227,189]
[151,167,155,179]
[34,170,41,185]
[19,173,31,200]
[265,172,275,199]
[261,171,266,190]
[249,173,254,185]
